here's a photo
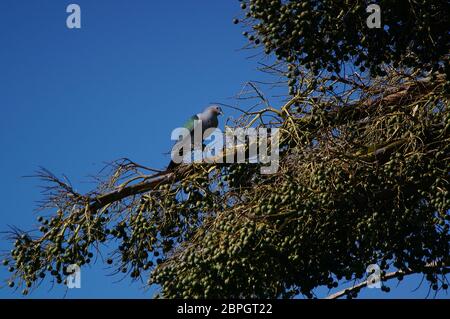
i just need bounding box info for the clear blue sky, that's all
[0,0,447,299]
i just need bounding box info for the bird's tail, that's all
[167,160,178,170]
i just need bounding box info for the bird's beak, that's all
[219,110,224,115]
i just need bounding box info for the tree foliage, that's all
[2,1,450,298]
[237,0,450,78]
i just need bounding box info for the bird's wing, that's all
[201,111,218,132]
[183,114,200,133]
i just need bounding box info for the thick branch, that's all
[89,168,186,212]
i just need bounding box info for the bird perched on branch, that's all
[167,105,223,170]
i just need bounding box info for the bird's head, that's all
[206,105,223,116]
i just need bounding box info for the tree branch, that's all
[325,264,450,299]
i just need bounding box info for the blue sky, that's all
[0,0,447,299]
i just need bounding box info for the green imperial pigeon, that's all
[168,105,223,170]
